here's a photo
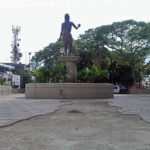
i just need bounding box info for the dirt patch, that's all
[67,110,82,113]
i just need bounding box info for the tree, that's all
[96,20,150,85]
[79,28,110,69]
[108,51,133,87]
[73,40,94,71]
[31,41,64,71]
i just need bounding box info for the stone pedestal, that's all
[58,56,80,83]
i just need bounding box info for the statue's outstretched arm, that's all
[72,22,81,30]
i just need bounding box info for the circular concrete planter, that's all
[25,83,113,99]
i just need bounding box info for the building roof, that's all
[0,63,15,70]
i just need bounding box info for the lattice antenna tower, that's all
[11,25,22,64]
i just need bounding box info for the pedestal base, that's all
[58,56,80,83]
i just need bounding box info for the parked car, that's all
[113,85,120,94]
[120,87,129,94]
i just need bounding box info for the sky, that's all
[0,0,150,64]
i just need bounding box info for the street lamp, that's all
[29,52,31,73]
[29,52,31,64]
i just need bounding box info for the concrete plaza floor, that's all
[0,94,71,127]
[106,94,150,123]
[0,94,150,126]
[0,94,150,150]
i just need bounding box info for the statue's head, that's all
[65,13,70,22]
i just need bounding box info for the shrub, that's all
[0,78,5,85]
[77,64,109,83]
[33,63,69,83]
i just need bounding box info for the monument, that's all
[58,13,80,82]
[25,14,113,99]
[59,13,80,56]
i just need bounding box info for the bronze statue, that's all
[60,14,81,56]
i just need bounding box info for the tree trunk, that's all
[96,47,101,69]
[132,64,136,86]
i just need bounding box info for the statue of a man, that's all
[60,14,81,56]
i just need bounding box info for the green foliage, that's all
[74,40,94,71]
[109,64,133,86]
[99,20,150,85]
[79,28,110,69]
[108,51,134,86]
[77,64,109,83]
[79,20,150,85]
[31,41,64,71]
[0,78,5,85]
[33,63,68,83]
[31,19,150,86]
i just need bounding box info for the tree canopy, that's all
[31,19,150,86]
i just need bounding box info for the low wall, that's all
[0,86,11,95]
[129,89,150,94]
[12,88,25,94]
[25,83,113,99]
